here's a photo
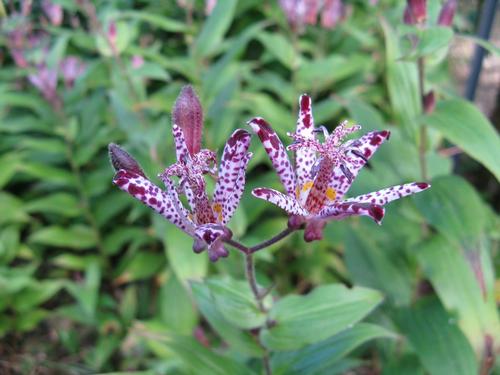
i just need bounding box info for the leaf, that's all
[0,192,29,225]
[159,273,197,335]
[381,18,420,138]
[256,31,296,69]
[260,284,383,350]
[116,10,188,32]
[24,193,81,218]
[424,98,500,181]
[413,175,487,247]
[456,34,500,56]
[29,225,97,250]
[296,54,369,92]
[206,277,267,330]
[156,216,208,283]
[401,27,453,60]
[417,235,500,353]
[397,298,478,375]
[114,252,165,284]
[191,281,263,357]
[344,229,414,305]
[193,0,237,58]
[12,281,63,313]
[272,323,394,375]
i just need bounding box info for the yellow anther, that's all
[213,203,224,222]
[326,187,337,201]
[302,181,314,192]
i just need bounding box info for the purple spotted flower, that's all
[248,94,430,242]
[109,86,252,261]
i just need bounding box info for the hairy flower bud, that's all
[404,0,426,25]
[321,0,344,29]
[437,0,456,26]
[172,85,203,156]
[108,143,146,177]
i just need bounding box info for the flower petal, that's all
[294,94,317,203]
[113,170,194,234]
[328,130,391,200]
[213,129,252,223]
[194,224,231,262]
[222,152,252,225]
[319,201,386,224]
[172,123,190,162]
[248,117,297,196]
[304,218,327,242]
[345,182,431,205]
[252,187,308,216]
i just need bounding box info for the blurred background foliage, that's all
[0,0,499,374]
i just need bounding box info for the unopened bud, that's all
[423,91,436,114]
[404,0,426,25]
[437,0,456,26]
[108,143,146,177]
[321,0,344,29]
[172,85,203,155]
[42,0,63,26]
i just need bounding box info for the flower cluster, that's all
[279,0,345,33]
[404,0,457,27]
[110,88,430,260]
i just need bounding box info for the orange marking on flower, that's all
[326,187,337,201]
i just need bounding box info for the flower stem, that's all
[224,227,295,375]
[417,57,428,180]
[245,252,272,375]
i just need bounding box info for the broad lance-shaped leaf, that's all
[190,281,264,357]
[260,283,383,351]
[205,277,269,330]
[271,323,395,375]
[397,297,478,375]
[424,98,500,181]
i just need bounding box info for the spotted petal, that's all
[252,187,308,216]
[345,182,431,205]
[113,170,195,234]
[319,201,386,224]
[294,94,317,200]
[194,224,231,262]
[328,130,391,200]
[213,129,252,223]
[248,117,297,196]
[172,123,190,162]
[222,152,252,225]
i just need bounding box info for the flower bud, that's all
[321,0,344,29]
[42,0,63,26]
[108,143,146,177]
[437,0,456,26]
[423,91,436,114]
[172,85,203,155]
[404,0,426,25]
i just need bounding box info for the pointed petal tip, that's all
[172,85,203,155]
[415,182,431,190]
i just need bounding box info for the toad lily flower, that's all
[248,94,430,242]
[110,86,252,261]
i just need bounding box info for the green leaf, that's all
[414,175,487,247]
[159,273,197,335]
[381,18,420,138]
[24,193,81,218]
[345,229,414,305]
[116,10,188,33]
[261,284,383,350]
[256,31,296,69]
[272,323,394,375]
[0,192,29,225]
[417,235,500,353]
[397,298,478,375]
[193,0,237,58]
[424,98,500,181]
[115,252,165,284]
[29,225,97,250]
[402,27,453,60]
[457,34,500,56]
[191,281,263,357]
[156,217,208,283]
[296,54,369,92]
[206,277,267,330]
[12,281,63,313]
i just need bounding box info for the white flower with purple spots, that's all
[109,86,252,261]
[249,94,430,242]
